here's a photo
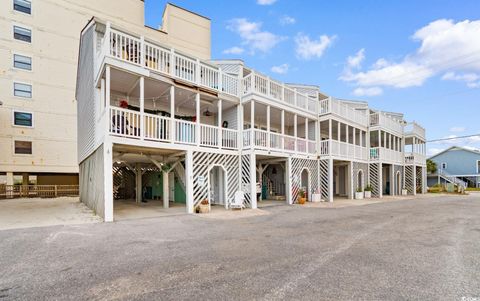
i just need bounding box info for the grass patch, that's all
[466,187,480,191]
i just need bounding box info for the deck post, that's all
[285,156,292,204]
[195,93,200,146]
[250,101,255,147]
[139,76,144,140]
[281,110,285,150]
[378,162,383,198]
[293,114,297,152]
[413,165,417,196]
[163,171,169,208]
[249,152,257,209]
[135,163,142,203]
[105,66,111,133]
[185,150,194,214]
[328,158,334,202]
[170,86,175,143]
[104,139,114,222]
[266,105,270,149]
[217,99,222,148]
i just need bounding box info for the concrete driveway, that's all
[0,194,479,300]
[0,197,101,230]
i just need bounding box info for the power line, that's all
[428,133,480,143]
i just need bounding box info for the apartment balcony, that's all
[242,72,318,115]
[370,112,403,135]
[319,140,369,161]
[369,147,404,164]
[96,25,240,98]
[404,152,426,165]
[108,106,238,150]
[404,122,426,139]
[242,129,316,156]
[319,97,369,128]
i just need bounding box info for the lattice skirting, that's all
[192,151,240,208]
[291,158,319,203]
[405,165,415,195]
[416,166,423,194]
[369,163,381,197]
[319,159,330,201]
[240,154,253,207]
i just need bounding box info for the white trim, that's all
[12,109,34,128]
[12,22,33,44]
[12,137,33,156]
[12,0,32,16]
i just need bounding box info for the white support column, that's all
[250,101,255,146]
[105,66,111,133]
[104,139,113,222]
[238,104,243,148]
[185,150,194,213]
[378,162,383,198]
[266,105,271,149]
[195,93,200,146]
[328,158,334,202]
[390,163,395,196]
[329,119,332,140]
[286,156,292,204]
[135,163,142,203]
[294,114,297,151]
[139,76,145,140]
[170,86,175,143]
[349,162,353,200]
[413,164,417,196]
[281,109,285,150]
[162,171,169,208]
[305,117,309,141]
[249,153,257,209]
[353,128,356,158]
[217,99,222,149]
[338,121,341,141]
[100,78,105,111]
[378,130,381,148]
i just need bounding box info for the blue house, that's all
[427,146,480,188]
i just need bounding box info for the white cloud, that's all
[352,87,383,97]
[223,46,245,55]
[442,71,480,88]
[340,19,480,92]
[257,0,277,5]
[427,148,443,156]
[449,126,466,133]
[227,18,286,53]
[347,48,365,69]
[295,33,336,60]
[280,15,296,25]
[271,63,289,74]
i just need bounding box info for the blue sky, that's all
[145,0,480,155]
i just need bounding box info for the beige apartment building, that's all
[0,0,210,186]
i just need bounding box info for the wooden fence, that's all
[0,185,79,199]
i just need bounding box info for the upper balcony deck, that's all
[241,72,318,117]
[369,112,404,135]
[319,97,369,128]
[96,25,240,98]
[404,122,426,139]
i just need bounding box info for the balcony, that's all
[97,26,239,97]
[369,147,404,164]
[242,129,316,156]
[404,152,426,165]
[370,112,403,135]
[319,97,369,127]
[404,122,426,139]
[242,72,318,115]
[319,140,369,161]
[108,107,238,150]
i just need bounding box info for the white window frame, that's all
[13,0,32,16]
[13,81,33,98]
[12,22,32,44]
[13,52,33,71]
[12,110,34,128]
[12,138,33,156]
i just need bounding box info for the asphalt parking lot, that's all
[0,194,479,300]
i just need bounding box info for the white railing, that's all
[404,152,426,165]
[307,140,316,154]
[222,128,238,149]
[370,147,404,164]
[254,129,268,148]
[242,129,315,155]
[243,130,251,148]
[200,124,219,147]
[284,136,296,151]
[318,139,368,160]
[174,120,196,145]
[296,138,307,153]
[144,113,170,141]
[404,122,426,139]
[109,107,141,138]
[370,112,404,134]
[242,72,318,114]
[319,97,368,127]
[270,132,283,150]
[101,26,239,97]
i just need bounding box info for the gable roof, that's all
[429,145,480,160]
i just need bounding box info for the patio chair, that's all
[230,191,245,210]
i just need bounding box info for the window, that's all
[13,25,31,43]
[14,82,32,98]
[13,54,32,70]
[14,140,32,155]
[441,163,447,170]
[477,160,480,174]
[14,0,31,14]
[13,111,33,127]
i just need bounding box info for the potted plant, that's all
[364,185,372,198]
[402,187,408,195]
[298,188,307,204]
[198,199,210,213]
[355,187,364,199]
